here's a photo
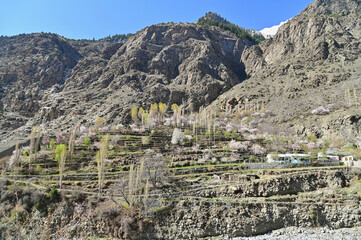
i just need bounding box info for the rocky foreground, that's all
[230,227,361,240]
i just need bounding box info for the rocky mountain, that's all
[1,0,361,156]
[211,0,361,141]
[0,22,256,155]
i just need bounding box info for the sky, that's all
[0,0,314,40]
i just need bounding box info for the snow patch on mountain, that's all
[260,20,289,38]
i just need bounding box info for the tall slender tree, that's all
[96,135,109,197]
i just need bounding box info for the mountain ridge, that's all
[0,20,257,156]
[1,1,361,156]
[210,0,361,141]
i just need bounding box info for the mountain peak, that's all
[197,12,265,43]
[199,12,230,25]
[301,0,361,16]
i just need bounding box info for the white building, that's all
[266,154,311,163]
[341,156,354,166]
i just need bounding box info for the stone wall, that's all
[245,160,340,169]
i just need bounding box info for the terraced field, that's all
[1,122,360,239]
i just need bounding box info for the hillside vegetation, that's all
[197,12,265,43]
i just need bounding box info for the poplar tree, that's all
[29,125,41,171]
[96,135,109,197]
[56,144,67,189]
[158,102,168,121]
[138,107,144,125]
[68,122,81,158]
[131,106,138,123]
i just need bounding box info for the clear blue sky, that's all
[0,0,314,40]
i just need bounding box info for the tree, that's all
[95,117,107,129]
[171,104,181,126]
[84,137,91,148]
[55,144,67,189]
[158,103,168,120]
[96,135,109,197]
[29,126,41,171]
[143,111,150,127]
[197,12,265,43]
[150,103,158,120]
[49,139,55,149]
[9,142,20,171]
[171,128,185,145]
[131,106,138,123]
[138,107,145,125]
[142,149,168,188]
[68,122,81,158]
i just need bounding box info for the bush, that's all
[142,136,150,145]
[84,137,91,148]
[184,129,193,135]
[35,165,43,173]
[10,209,26,224]
[49,138,55,149]
[308,210,315,220]
[224,131,232,139]
[48,187,59,200]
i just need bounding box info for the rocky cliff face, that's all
[211,0,361,140]
[0,34,115,154]
[0,24,255,154]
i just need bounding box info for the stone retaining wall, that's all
[245,160,340,169]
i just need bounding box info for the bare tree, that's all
[96,135,109,197]
[142,149,168,188]
[9,142,21,172]
[58,145,67,189]
[29,126,41,171]
[68,121,81,158]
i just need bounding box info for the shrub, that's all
[142,136,150,145]
[23,149,29,156]
[48,187,59,200]
[84,137,91,148]
[49,138,55,149]
[184,129,193,135]
[10,209,26,224]
[224,131,232,139]
[249,155,256,162]
[308,210,315,220]
[306,135,318,143]
[95,117,107,129]
[35,165,43,173]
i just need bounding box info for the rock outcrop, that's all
[210,0,361,140]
